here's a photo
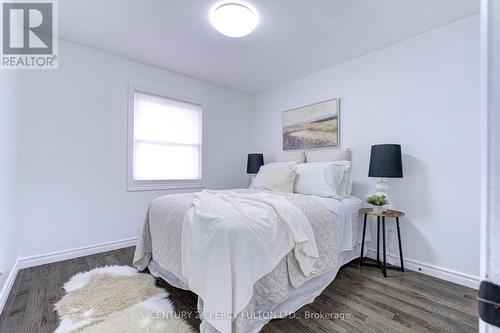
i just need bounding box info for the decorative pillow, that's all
[305,148,351,162]
[274,151,306,163]
[294,161,351,199]
[250,162,298,193]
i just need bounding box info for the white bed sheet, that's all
[311,195,370,253]
[148,194,370,333]
[242,195,370,333]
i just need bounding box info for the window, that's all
[127,88,203,191]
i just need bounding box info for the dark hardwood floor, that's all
[0,247,478,333]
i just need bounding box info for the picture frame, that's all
[282,98,340,150]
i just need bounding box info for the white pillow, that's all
[294,161,351,199]
[305,148,351,162]
[306,149,353,197]
[274,151,306,163]
[250,162,298,193]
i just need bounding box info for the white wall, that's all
[10,14,481,288]
[17,40,251,258]
[250,15,480,280]
[0,72,19,296]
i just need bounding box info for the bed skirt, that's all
[147,244,366,333]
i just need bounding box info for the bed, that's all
[133,188,368,333]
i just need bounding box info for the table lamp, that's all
[368,144,403,197]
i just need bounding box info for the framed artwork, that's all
[282,98,339,150]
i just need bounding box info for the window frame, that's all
[127,85,204,192]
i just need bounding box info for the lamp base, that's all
[375,178,390,209]
[375,179,389,193]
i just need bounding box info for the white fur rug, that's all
[54,265,192,333]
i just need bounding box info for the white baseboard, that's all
[1,237,137,315]
[0,259,20,315]
[1,237,479,317]
[17,237,138,270]
[366,249,479,289]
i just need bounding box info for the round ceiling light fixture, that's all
[209,1,259,38]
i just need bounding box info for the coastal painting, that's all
[282,99,339,150]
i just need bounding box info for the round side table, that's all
[359,208,405,277]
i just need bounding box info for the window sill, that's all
[126,180,205,192]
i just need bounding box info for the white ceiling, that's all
[59,0,479,94]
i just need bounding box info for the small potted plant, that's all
[366,194,389,213]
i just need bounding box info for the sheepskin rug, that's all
[54,265,192,333]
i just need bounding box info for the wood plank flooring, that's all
[0,247,478,333]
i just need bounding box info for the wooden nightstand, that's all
[359,208,405,277]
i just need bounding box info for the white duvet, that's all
[181,190,319,333]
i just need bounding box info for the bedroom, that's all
[0,0,499,332]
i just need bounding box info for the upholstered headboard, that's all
[273,148,352,163]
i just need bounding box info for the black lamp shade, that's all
[247,153,264,174]
[368,144,403,178]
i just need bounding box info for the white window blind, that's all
[132,92,202,182]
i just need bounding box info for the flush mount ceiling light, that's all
[209,1,259,38]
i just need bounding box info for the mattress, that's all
[134,191,368,333]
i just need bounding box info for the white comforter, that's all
[181,190,319,333]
